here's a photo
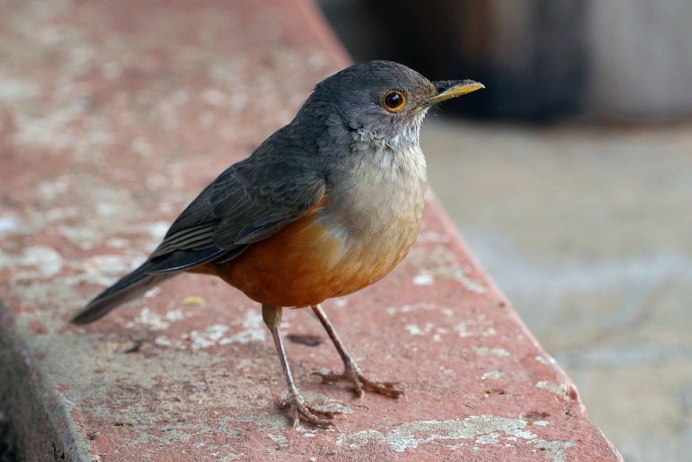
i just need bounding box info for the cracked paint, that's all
[337,415,575,461]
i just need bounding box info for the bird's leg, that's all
[261,303,338,428]
[311,304,404,399]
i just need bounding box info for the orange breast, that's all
[193,213,376,307]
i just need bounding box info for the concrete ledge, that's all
[0,0,622,460]
[0,301,84,460]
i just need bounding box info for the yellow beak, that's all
[424,80,485,106]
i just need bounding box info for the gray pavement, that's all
[421,119,692,462]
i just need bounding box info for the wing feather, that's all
[147,139,326,271]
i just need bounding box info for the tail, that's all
[71,263,174,324]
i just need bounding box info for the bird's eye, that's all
[381,90,406,112]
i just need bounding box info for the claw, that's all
[313,365,405,399]
[283,390,340,429]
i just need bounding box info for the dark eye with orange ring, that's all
[381,90,406,112]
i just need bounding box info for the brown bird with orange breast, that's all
[71,60,484,428]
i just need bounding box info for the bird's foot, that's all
[313,363,404,399]
[283,389,340,429]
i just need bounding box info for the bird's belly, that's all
[206,210,419,308]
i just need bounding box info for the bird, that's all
[71,60,484,428]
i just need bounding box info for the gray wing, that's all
[147,148,326,273]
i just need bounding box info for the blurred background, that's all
[317,1,692,461]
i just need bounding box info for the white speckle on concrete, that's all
[476,432,501,444]
[202,88,227,106]
[416,231,450,243]
[13,103,84,150]
[474,346,510,357]
[405,324,423,335]
[135,307,170,330]
[24,246,64,277]
[148,221,170,240]
[406,246,488,293]
[404,323,448,341]
[1,246,64,279]
[535,381,569,397]
[481,370,506,380]
[207,324,229,341]
[413,272,434,286]
[190,331,215,349]
[218,311,266,344]
[533,420,550,427]
[535,355,557,365]
[106,237,129,248]
[0,216,26,234]
[386,302,437,315]
[131,137,153,157]
[165,309,185,321]
[443,442,465,450]
[455,321,497,338]
[45,206,79,222]
[269,433,288,446]
[0,78,38,102]
[405,323,434,336]
[58,225,101,249]
[457,274,487,294]
[154,336,172,347]
[97,203,117,216]
[144,287,162,298]
[339,429,383,449]
[532,439,576,462]
[333,298,348,307]
[337,415,575,458]
[191,324,229,350]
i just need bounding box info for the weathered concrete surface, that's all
[0,0,622,460]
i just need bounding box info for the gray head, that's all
[293,60,484,152]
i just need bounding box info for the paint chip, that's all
[481,370,505,380]
[535,381,569,397]
[413,273,434,285]
[474,346,510,357]
[182,295,206,307]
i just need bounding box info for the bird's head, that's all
[297,60,484,151]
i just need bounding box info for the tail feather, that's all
[71,263,173,324]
